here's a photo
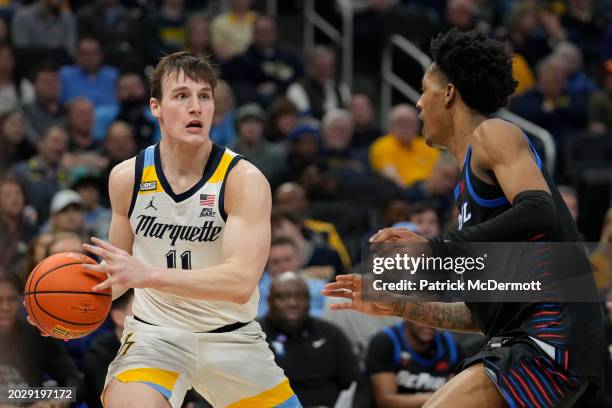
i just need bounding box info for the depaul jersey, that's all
[366,323,461,394]
[127,143,256,331]
[453,133,605,381]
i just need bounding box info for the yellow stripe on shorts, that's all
[227,379,295,408]
[115,367,179,391]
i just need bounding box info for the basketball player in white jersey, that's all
[77,52,301,408]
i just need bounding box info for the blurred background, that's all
[0,0,610,407]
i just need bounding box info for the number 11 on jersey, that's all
[166,250,192,269]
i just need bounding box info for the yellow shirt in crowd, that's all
[369,134,440,187]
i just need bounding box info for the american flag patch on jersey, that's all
[200,194,215,206]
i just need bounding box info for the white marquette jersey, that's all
[128,143,258,331]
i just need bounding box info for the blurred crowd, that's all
[0,0,611,407]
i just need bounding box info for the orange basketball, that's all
[24,252,112,340]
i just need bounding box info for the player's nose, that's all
[188,96,202,114]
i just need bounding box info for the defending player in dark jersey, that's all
[322,29,605,408]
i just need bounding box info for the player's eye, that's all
[176,93,187,99]
[199,94,211,100]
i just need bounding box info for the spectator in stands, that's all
[266,97,299,143]
[47,189,88,239]
[223,15,302,107]
[403,152,458,221]
[46,231,85,256]
[260,272,359,407]
[209,80,237,147]
[11,0,77,58]
[77,0,142,71]
[0,110,35,176]
[60,36,119,107]
[510,55,587,137]
[100,121,137,206]
[553,41,598,97]
[20,232,53,283]
[561,0,608,72]
[184,14,214,59]
[231,103,286,183]
[258,237,327,318]
[0,43,34,115]
[94,72,160,150]
[588,63,612,135]
[370,104,440,188]
[271,207,345,279]
[0,17,7,44]
[366,321,462,407]
[504,2,557,69]
[409,202,440,239]
[0,271,84,398]
[287,46,351,120]
[350,93,381,148]
[71,168,111,240]
[143,0,187,65]
[8,125,69,224]
[442,0,479,32]
[559,185,579,222]
[82,290,134,408]
[274,182,351,271]
[21,62,64,143]
[0,178,36,277]
[63,98,108,173]
[320,108,367,176]
[281,124,338,199]
[211,0,257,61]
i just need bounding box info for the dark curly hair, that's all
[431,29,517,115]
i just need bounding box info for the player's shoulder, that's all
[226,159,270,190]
[109,156,137,186]
[472,118,529,160]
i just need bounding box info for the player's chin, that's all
[177,131,208,145]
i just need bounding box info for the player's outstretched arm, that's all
[105,158,135,300]
[322,274,481,333]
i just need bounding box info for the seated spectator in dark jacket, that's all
[223,15,302,107]
[8,125,69,224]
[366,321,463,408]
[94,73,160,150]
[287,46,350,120]
[320,109,368,177]
[21,61,65,143]
[0,178,37,277]
[60,36,119,107]
[77,0,142,71]
[259,272,359,407]
[350,93,382,148]
[230,103,286,184]
[588,64,612,135]
[510,55,588,138]
[271,207,345,280]
[0,271,84,398]
[82,290,133,408]
[143,0,187,65]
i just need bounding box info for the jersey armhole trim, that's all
[218,156,246,222]
[128,150,145,218]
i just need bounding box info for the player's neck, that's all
[447,108,487,169]
[159,138,213,178]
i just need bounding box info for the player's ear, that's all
[445,83,456,106]
[150,97,161,118]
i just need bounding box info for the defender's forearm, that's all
[392,301,482,333]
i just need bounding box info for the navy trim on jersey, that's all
[218,155,245,222]
[127,149,145,218]
[154,143,224,203]
[465,145,510,208]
